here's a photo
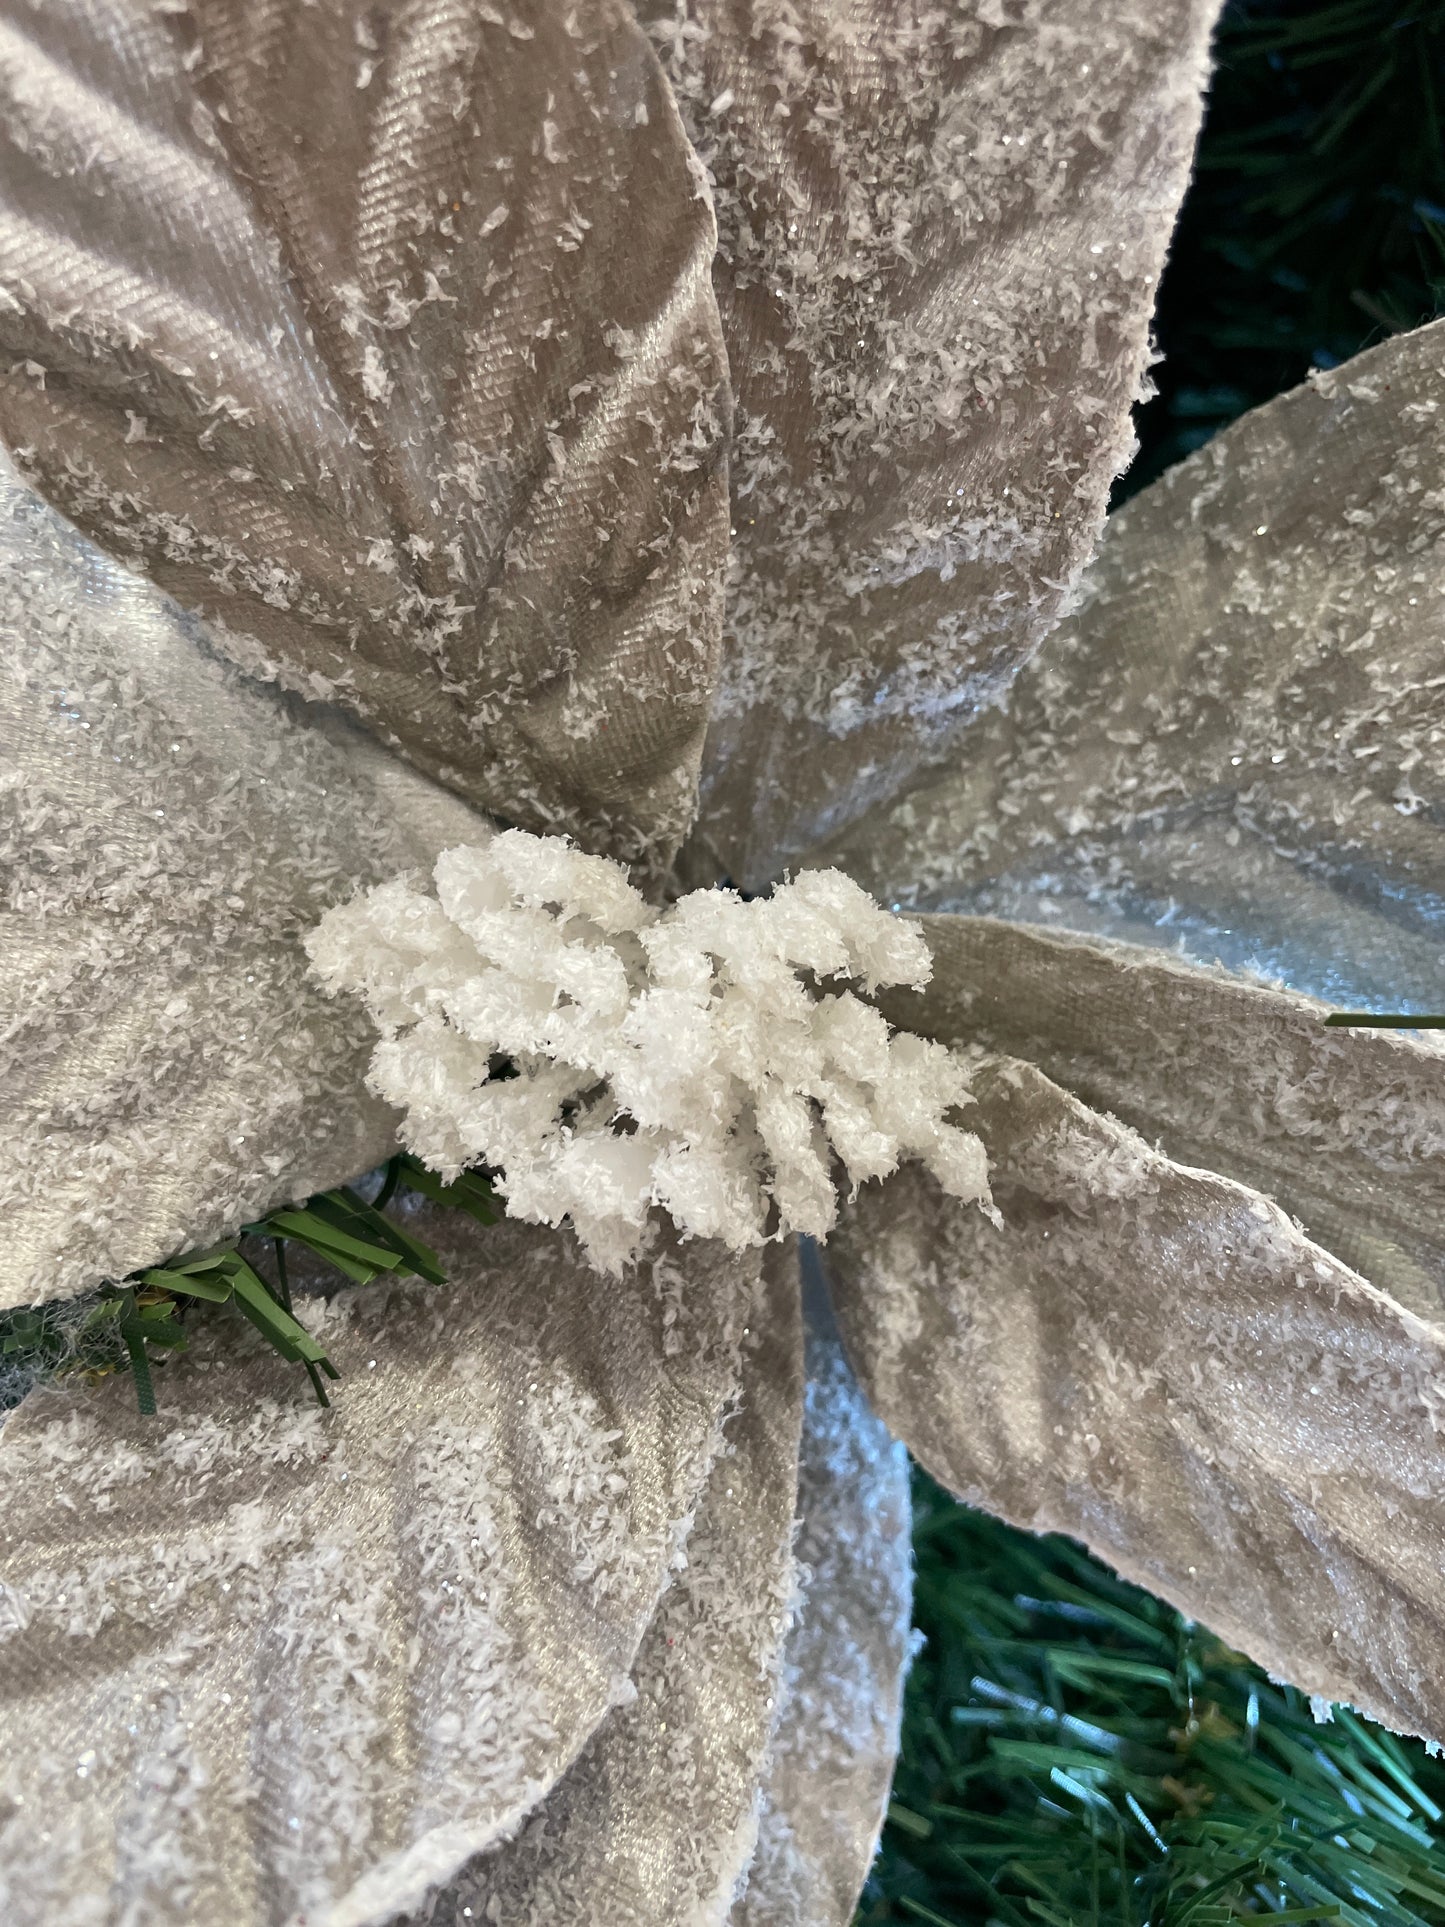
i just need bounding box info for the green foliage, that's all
[1125,0,1445,496]
[861,1476,1445,1925]
[0,1154,499,1415]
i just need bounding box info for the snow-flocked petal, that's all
[0,454,480,1312]
[421,1243,805,1927]
[829,1053,1445,1747]
[0,1211,758,1925]
[0,0,730,865]
[731,1254,913,1927]
[828,320,1445,1011]
[873,916,1445,1322]
[648,0,1222,887]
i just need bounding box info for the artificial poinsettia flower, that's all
[1,1,1442,1923]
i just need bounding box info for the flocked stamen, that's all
[306,831,991,1273]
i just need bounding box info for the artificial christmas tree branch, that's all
[0,1157,498,1416]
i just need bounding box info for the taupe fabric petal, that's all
[0,0,730,865]
[422,1245,805,1927]
[646,0,1221,888]
[0,453,481,1312]
[731,1258,913,1927]
[828,320,1445,1010]
[874,916,1445,1321]
[0,1211,757,1926]
[829,1053,1445,1746]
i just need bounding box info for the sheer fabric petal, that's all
[0,0,730,864]
[644,0,1221,887]
[828,320,1445,1010]
[730,1257,913,1927]
[829,1053,1445,1746]
[0,1212,758,1926]
[420,1245,805,1927]
[873,916,1445,1321]
[0,454,481,1312]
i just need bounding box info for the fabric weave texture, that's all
[1,2,1442,1925]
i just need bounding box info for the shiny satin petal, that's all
[0,452,482,1312]
[872,915,1445,1322]
[829,1052,1445,1746]
[827,320,1445,1012]
[0,0,730,866]
[413,1242,804,1927]
[731,1257,913,1927]
[0,1212,758,1926]
[646,0,1221,888]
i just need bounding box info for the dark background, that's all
[1121,0,1445,500]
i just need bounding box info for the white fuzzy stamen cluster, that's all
[306,832,990,1273]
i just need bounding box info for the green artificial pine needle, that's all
[394,1153,501,1225]
[2,1310,43,1356]
[371,1158,403,1213]
[334,1188,449,1285]
[140,1265,232,1303]
[118,1293,158,1417]
[273,1236,293,1313]
[227,1263,339,1375]
[259,1208,407,1275]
